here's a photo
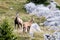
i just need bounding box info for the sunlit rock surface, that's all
[24,2,36,13]
[25,1,60,27]
[29,23,41,37]
[52,32,60,40]
[51,32,60,40]
[44,34,51,40]
[44,32,60,40]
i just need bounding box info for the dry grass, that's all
[0,0,60,40]
[55,0,60,5]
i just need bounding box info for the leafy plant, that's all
[56,5,60,10]
[0,19,16,40]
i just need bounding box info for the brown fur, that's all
[23,17,34,32]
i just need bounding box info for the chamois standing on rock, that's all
[14,12,23,29]
[23,17,34,32]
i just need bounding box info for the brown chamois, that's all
[23,17,34,32]
[14,12,23,29]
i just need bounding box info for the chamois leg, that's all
[20,24,22,29]
[20,24,22,28]
[15,23,16,29]
[20,24,23,29]
[18,24,20,29]
[27,26,30,33]
[23,27,26,32]
[21,24,23,28]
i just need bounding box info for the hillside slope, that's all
[0,0,60,40]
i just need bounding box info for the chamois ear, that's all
[30,16,34,23]
[32,17,34,20]
[32,17,34,23]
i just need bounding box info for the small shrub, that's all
[56,5,60,10]
[0,19,16,40]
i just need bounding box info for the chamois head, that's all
[23,17,34,33]
[16,11,19,17]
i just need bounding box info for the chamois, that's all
[14,12,23,29]
[23,17,34,32]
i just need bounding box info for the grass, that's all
[55,0,60,5]
[0,0,60,40]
